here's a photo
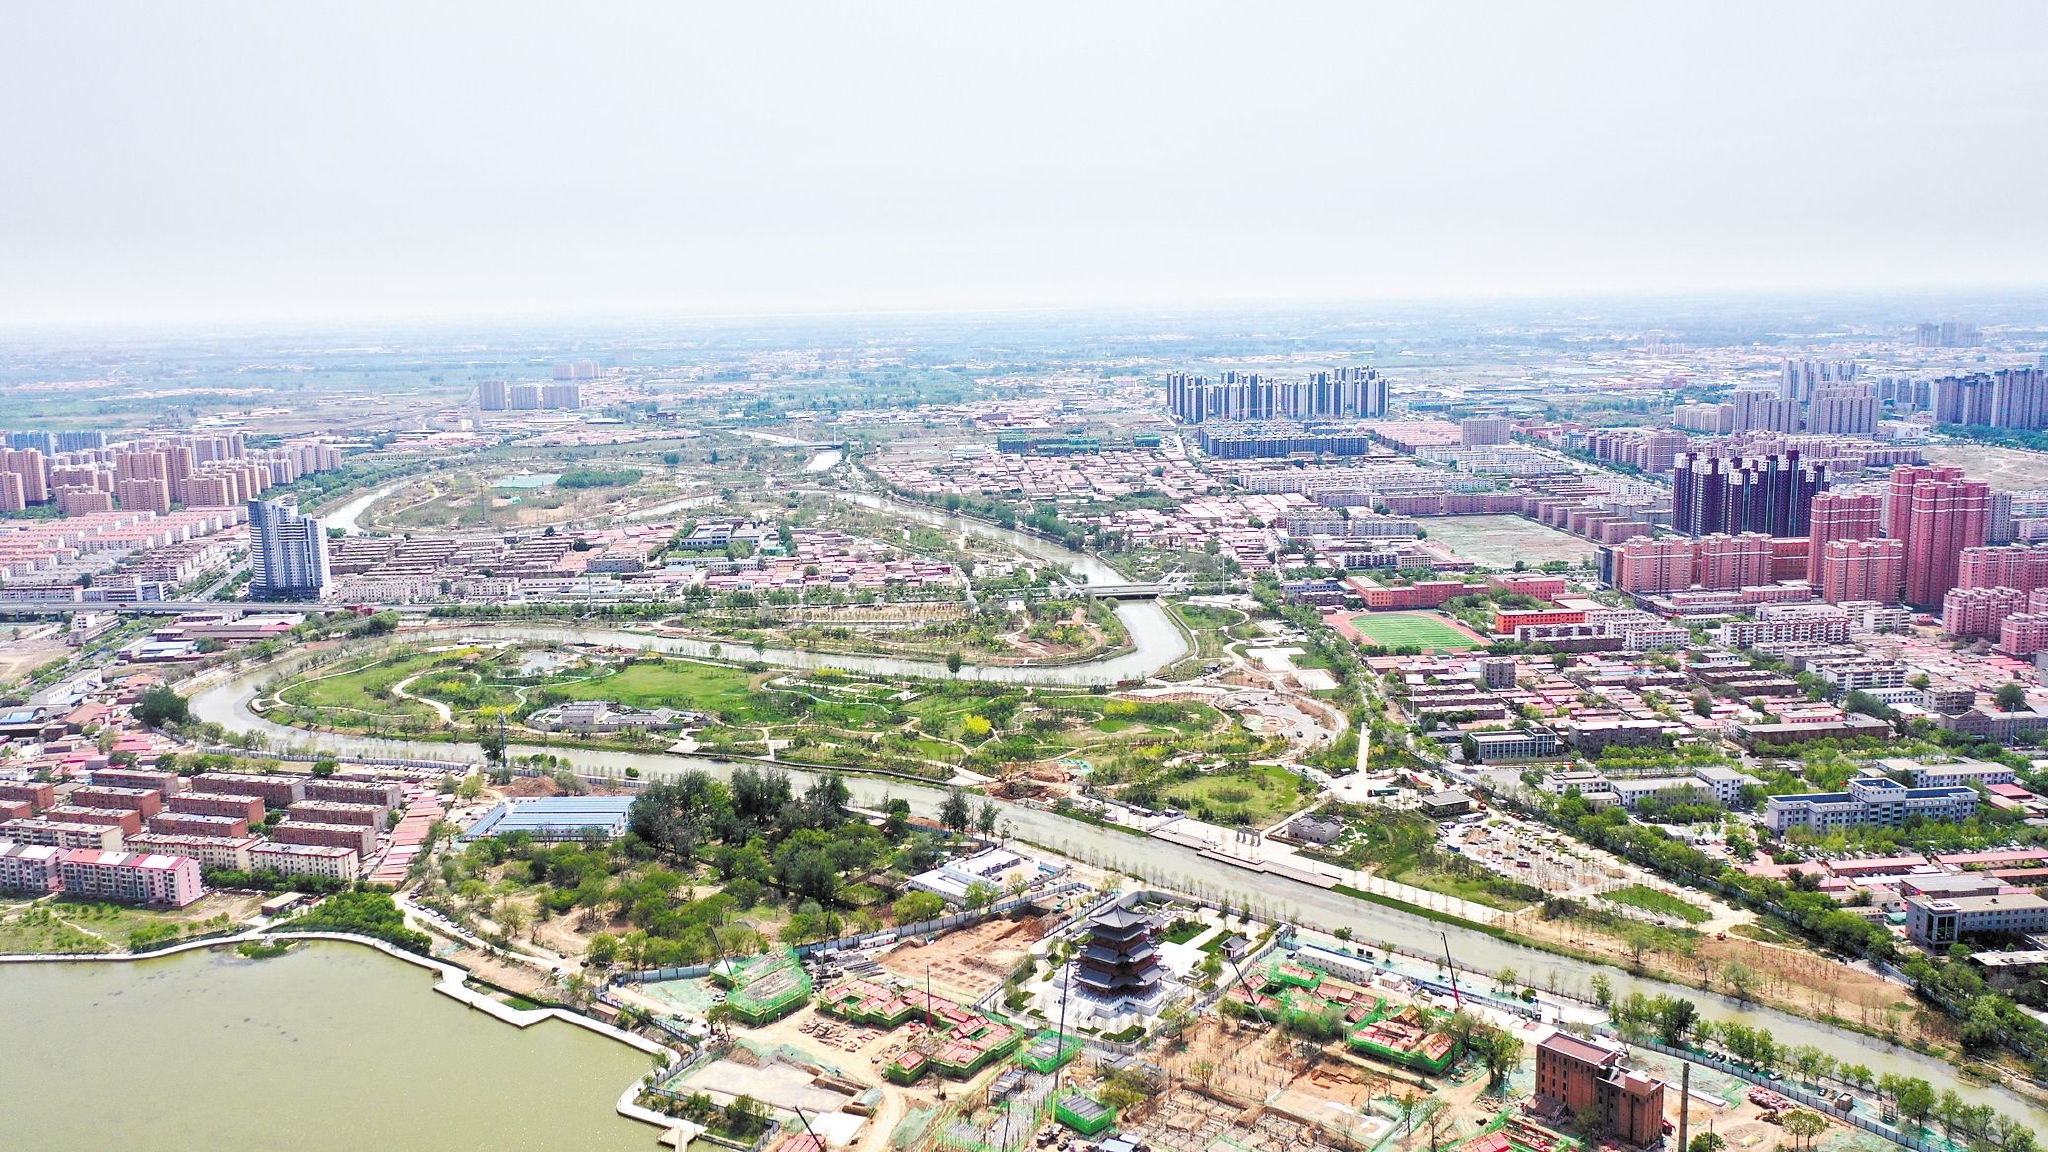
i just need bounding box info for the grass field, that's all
[0,894,254,955]
[1420,514,1600,568]
[1337,808,1542,911]
[277,651,447,724]
[1604,883,1711,923]
[1159,763,1313,825]
[1350,611,1480,652]
[560,659,773,721]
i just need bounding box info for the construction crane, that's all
[1439,931,1463,1008]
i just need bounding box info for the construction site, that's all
[877,909,1062,1003]
[1224,956,1463,1076]
[713,948,817,1025]
[815,975,1026,1085]
[617,891,1873,1152]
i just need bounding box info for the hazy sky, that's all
[4,2,2045,324]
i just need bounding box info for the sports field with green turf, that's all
[1350,611,1480,652]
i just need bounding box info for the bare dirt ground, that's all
[750,1002,894,1070]
[0,637,69,685]
[875,912,1053,1002]
[439,938,564,1001]
[1504,911,1950,1049]
[531,911,597,960]
[739,1001,953,1151]
[1124,1062,1404,1152]
[1923,445,2048,489]
[500,776,567,798]
[1416,515,1600,568]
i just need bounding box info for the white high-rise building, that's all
[248,499,330,600]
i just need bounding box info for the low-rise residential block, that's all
[69,786,163,818]
[42,805,144,837]
[148,811,251,838]
[58,848,203,906]
[286,800,385,828]
[168,793,266,823]
[123,832,257,872]
[0,818,124,850]
[189,772,304,809]
[250,841,361,882]
[272,820,377,857]
[0,841,64,893]
[88,768,180,796]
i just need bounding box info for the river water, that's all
[192,669,2048,1128]
[0,943,655,1150]
[182,665,2048,1128]
[322,480,407,536]
[180,490,2048,1129]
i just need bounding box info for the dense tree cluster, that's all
[291,891,432,954]
[133,685,191,728]
[471,768,935,966]
[555,467,643,489]
[1607,990,2033,1150]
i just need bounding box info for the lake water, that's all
[0,943,659,1151]
[494,473,562,489]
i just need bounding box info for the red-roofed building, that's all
[1489,574,1569,600]
[1826,855,1931,878]
[1938,849,2048,870]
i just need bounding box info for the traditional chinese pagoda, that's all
[1073,906,1162,1000]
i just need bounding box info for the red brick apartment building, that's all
[1495,608,1588,634]
[1805,492,1883,581]
[1535,1032,1666,1146]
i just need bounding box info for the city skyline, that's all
[12,6,2048,1152]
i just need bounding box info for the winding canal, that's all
[186,654,2048,1128]
[185,489,2048,1127]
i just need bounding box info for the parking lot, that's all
[1441,812,1639,899]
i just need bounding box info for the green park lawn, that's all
[1160,764,1314,825]
[1604,883,1712,923]
[277,651,448,723]
[560,659,773,721]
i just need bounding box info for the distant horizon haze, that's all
[4,2,2044,327]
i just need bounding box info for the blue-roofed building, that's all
[1765,771,1978,835]
[462,796,636,842]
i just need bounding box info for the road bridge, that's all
[0,599,257,617]
[1051,574,1190,600]
[0,599,438,619]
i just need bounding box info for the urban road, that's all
[121,485,2048,1123]
[187,646,2048,1129]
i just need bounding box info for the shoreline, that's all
[0,930,694,1143]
